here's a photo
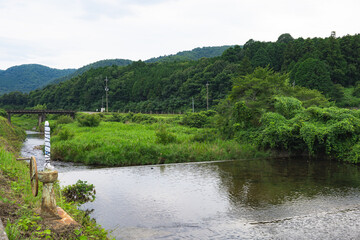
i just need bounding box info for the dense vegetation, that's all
[50,58,133,84]
[145,46,232,63]
[0,64,75,94]
[2,34,360,111]
[216,67,360,163]
[49,112,267,166]
[0,116,111,239]
[3,33,360,163]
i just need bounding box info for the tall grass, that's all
[51,121,269,166]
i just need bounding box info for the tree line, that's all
[1,33,360,112]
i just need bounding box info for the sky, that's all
[0,0,359,70]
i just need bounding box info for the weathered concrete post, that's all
[38,170,59,218]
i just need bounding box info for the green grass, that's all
[0,116,112,239]
[51,120,269,167]
[10,115,39,131]
[0,117,26,152]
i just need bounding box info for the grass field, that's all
[50,114,269,167]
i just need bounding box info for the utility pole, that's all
[192,97,194,113]
[104,77,109,112]
[206,82,209,110]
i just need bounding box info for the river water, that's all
[22,131,360,239]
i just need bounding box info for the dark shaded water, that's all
[22,132,360,239]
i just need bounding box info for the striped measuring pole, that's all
[44,121,54,170]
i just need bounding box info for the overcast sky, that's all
[0,0,359,70]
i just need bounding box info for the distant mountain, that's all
[145,46,233,63]
[51,59,133,84]
[0,64,76,94]
[0,46,232,94]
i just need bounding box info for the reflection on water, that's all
[59,158,360,239]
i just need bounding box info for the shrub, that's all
[109,113,124,122]
[273,96,303,119]
[155,126,177,144]
[192,129,217,142]
[181,112,208,128]
[56,115,74,125]
[353,82,360,97]
[77,114,101,127]
[131,113,157,124]
[57,128,74,141]
[62,180,96,204]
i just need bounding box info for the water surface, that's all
[22,130,360,239]
[59,158,360,240]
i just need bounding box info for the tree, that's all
[292,58,332,94]
[276,33,294,44]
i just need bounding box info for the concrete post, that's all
[38,170,60,219]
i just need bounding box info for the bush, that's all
[57,128,74,141]
[155,126,177,144]
[77,114,101,127]
[62,180,96,204]
[192,129,217,142]
[56,115,74,125]
[273,96,303,119]
[181,112,208,128]
[108,113,124,122]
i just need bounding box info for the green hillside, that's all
[2,33,360,112]
[145,46,233,63]
[51,59,133,84]
[0,64,75,94]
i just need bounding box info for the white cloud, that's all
[0,0,359,70]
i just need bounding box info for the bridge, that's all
[6,110,76,128]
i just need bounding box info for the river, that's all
[22,131,360,239]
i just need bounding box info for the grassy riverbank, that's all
[0,116,112,239]
[50,113,270,167]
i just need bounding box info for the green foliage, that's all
[0,108,6,118]
[51,121,264,167]
[257,106,360,160]
[231,101,253,128]
[57,128,74,141]
[109,112,157,124]
[291,58,332,93]
[353,81,360,97]
[52,58,133,84]
[31,104,47,110]
[0,64,75,95]
[0,146,110,239]
[146,46,232,63]
[273,96,303,119]
[77,114,101,127]
[2,34,360,112]
[62,180,96,204]
[56,115,74,124]
[191,129,217,143]
[155,125,177,144]
[181,112,208,128]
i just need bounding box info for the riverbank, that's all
[0,116,111,239]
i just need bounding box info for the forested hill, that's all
[0,64,75,94]
[145,46,232,63]
[2,33,360,111]
[51,59,133,84]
